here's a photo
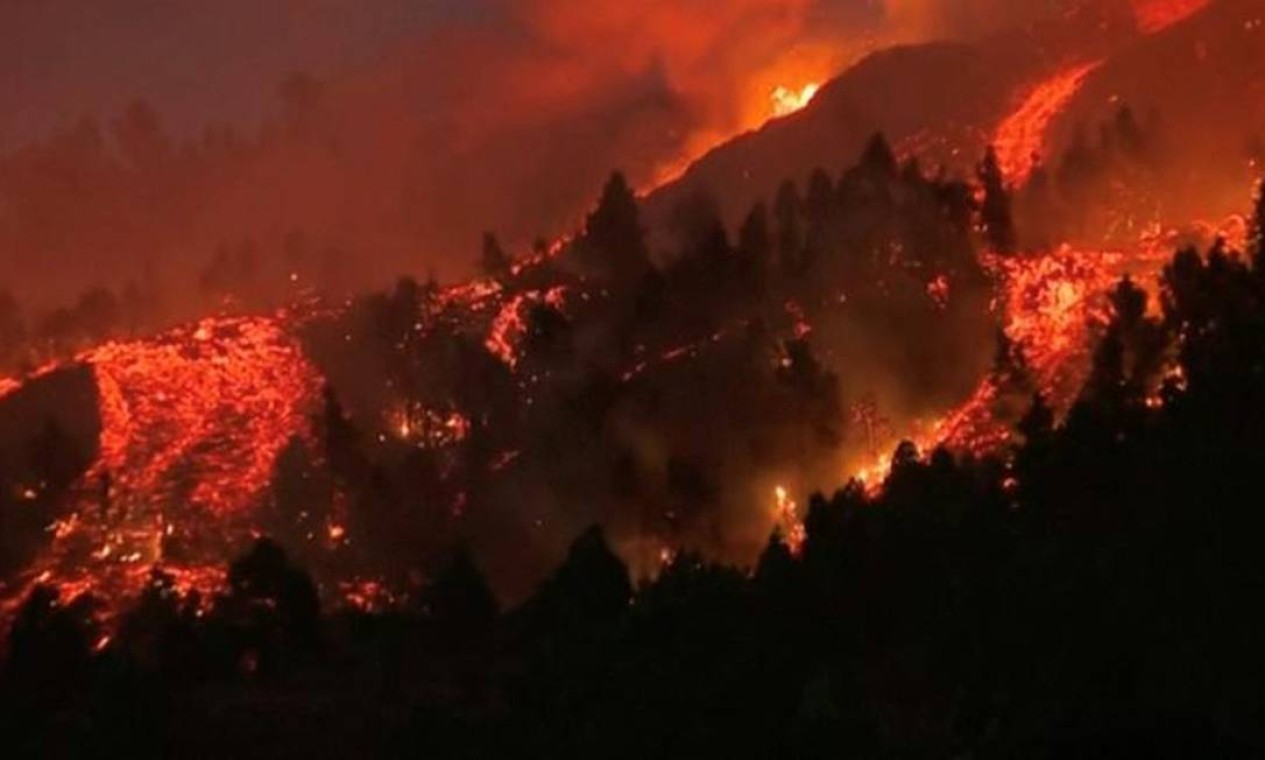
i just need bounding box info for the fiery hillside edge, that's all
[0,0,1251,626]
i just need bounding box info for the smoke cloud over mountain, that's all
[0,0,1146,309]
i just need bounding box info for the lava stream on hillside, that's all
[993,61,1104,185]
[0,314,325,625]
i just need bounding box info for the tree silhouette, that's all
[858,132,898,180]
[419,545,499,635]
[578,172,650,283]
[6,585,96,697]
[978,146,1016,253]
[480,232,512,278]
[528,525,631,628]
[222,538,322,659]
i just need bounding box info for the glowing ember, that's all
[485,286,568,369]
[339,578,399,613]
[926,274,951,310]
[385,403,472,449]
[992,61,1104,186]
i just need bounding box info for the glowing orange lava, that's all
[848,238,1178,493]
[1131,0,1212,33]
[993,61,1104,186]
[485,286,568,369]
[86,315,323,517]
[2,313,324,625]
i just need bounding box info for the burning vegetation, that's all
[0,0,1259,623]
[1,0,1265,755]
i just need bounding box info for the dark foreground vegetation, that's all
[4,225,1265,756]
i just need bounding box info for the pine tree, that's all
[978,146,1017,254]
[420,545,499,632]
[1018,393,1054,446]
[859,132,898,180]
[479,232,512,278]
[580,172,650,283]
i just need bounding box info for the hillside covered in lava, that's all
[651,0,1261,235]
[6,178,1265,756]
[1,0,1258,609]
[2,0,1265,754]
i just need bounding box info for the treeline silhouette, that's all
[291,135,998,591]
[5,189,1265,755]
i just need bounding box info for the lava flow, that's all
[1,313,324,623]
[993,60,1104,185]
[843,244,1156,493]
[88,315,323,516]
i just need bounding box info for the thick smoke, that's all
[0,0,1092,316]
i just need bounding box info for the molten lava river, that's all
[0,314,324,626]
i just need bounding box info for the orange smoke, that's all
[1131,0,1212,33]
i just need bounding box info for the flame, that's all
[643,47,840,192]
[772,485,805,554]
[993,61,1104,186]
[770,82,820,118]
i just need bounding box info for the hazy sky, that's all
[0,0,1094,303]
[0,0,492,142]
[0,0,1080,147]
[0,0,906,144]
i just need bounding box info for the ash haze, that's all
[0,0,1127,309]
